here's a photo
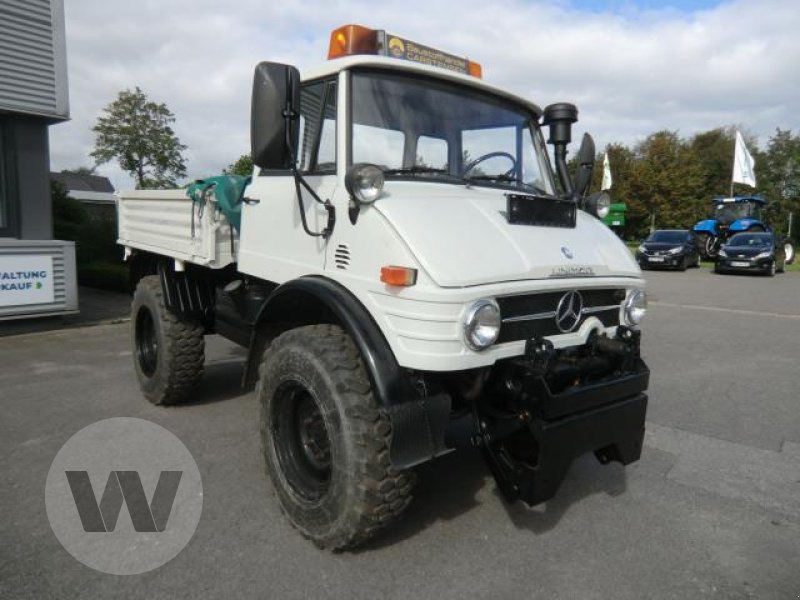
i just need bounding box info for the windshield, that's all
[350,70,556,195]
[647,231,688,244]
[727,233,772,247]
[715,201,762,224]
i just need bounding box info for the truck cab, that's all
[120,24,650,550]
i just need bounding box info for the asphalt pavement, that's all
[1,266,799,599]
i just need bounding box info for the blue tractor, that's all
[693,195,795,263]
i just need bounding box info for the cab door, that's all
[238,78,338,283]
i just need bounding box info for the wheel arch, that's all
[244,276,417,408]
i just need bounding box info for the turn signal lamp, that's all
[327,24,483,78]
[380,266,418,287]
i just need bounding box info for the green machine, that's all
[603,202,626,230]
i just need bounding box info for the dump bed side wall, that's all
[117,189,236,268]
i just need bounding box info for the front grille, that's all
[496,288,625,343]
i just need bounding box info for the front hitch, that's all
[474,328,649,506]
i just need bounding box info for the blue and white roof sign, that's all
[0,255,55,307]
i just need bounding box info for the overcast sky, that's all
[49,0,800,190]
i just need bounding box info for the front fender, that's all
[693,219,718,235]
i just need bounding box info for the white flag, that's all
[732,131,757,188]
[601,152,613,190]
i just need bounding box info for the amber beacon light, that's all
[327,24,483,78]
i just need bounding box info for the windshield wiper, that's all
[462,174,550,195]
[463,173,519,183]
[383,166,449,176]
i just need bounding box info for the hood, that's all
[723,245,771,257]
[642,242,683,253]
[373,182,640,287]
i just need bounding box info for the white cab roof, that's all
[301,55,543,117]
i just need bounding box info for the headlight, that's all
[754,251,772,260]
[345,163,384,204]
[719,249,728,257]
[585,192,611,219]
[668,246,682,255]
[637,245,646,253]
[623,289,647,326]
[464,299,501,351]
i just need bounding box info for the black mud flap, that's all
[480,393,647,506]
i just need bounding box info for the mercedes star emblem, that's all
[555,290,583,333]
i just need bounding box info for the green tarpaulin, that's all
[186,175,251,232]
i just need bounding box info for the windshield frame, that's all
[646,230,690,244]
[726,232,773,247]
[346,68,557,195]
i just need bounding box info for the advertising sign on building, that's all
[0,255,55,307]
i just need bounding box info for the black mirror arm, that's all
[283,98,335,240]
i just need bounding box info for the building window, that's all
[0,119,18,238]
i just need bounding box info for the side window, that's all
[296,79,337,173]
[317,83,336,172]
[416,135,447,170]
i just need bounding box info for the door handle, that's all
[243,196,260,205]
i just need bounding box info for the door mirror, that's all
[251,62,301,170]
[574,133,595,198]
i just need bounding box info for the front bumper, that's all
[716,257,772,272]
[636,251,686,268]
[477,328,650,505]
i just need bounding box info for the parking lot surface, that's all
[2,268,799,599]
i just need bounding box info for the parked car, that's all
[636,229,700,271]
[715,232,786,276]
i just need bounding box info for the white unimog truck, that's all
[119,24,650,549]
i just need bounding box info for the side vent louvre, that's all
[334,244,351,269]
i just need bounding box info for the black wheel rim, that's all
[135,306,158,377]
[272,380,332,501]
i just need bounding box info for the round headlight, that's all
[624,289,647,326]
[345,163,385,204]
[464,299,501,351]
[585,191,611,219]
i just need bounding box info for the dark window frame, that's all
[0,118,20,238]
[299,76,337,176]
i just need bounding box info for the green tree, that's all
[91,87,187,189]
[224,154,254,177]
[756,128,800,240]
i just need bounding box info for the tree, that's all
[224,154,254,177]
[61,166,97,176]
[756,128,800,240]
[91,87,187,189]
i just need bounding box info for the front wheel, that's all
[705,235,721,259]
[258,324,415,550]
[131,276,205,404]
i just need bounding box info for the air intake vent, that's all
[334,244,351,269]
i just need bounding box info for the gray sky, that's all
[50,0,800,190]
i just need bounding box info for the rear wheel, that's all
[131,275,205,405]
[258,324,415,550]
[784,241,795,265]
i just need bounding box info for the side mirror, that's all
[542,103,578,194]
[251,62,300,170]
[574,133,595,198]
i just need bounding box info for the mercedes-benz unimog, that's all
[118,24,650,549]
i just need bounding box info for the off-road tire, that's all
[131,275,205,405]
[257,324,415,550]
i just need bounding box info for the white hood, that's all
[373,182,640,287]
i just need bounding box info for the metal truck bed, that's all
[117,189,236,268]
